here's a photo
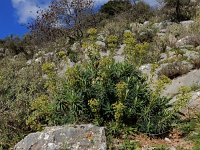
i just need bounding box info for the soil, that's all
[112,129,194,150]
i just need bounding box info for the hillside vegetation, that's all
[0,0,200,149]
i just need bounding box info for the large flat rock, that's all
[14,124,106,150]
[162,69,200,97]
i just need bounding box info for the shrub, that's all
[0,58,45,148]
[27,47,181,135]
[123,31,150,66]
[106,35,118,53]
[119,139,140,150]
[100,1,132,17]
[129,1,154,23]
[21,26,188,143]
[26,95,53,131]
[167,23,184,38]
[160,0,198,22]
[101,19,128,36]
[64,57,176,134]
[137,28,157,43]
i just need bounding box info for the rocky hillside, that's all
[3,19,198,150]
[1,0,200,149]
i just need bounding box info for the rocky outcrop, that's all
[176,35,199,48]
[157,61,194,79]
[162,69,200,97]
[169,90,200,117]
[180,20,195,28]
[182,91,200,116]
[14,124,106,150]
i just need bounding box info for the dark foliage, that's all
[100,0,132,17]
[0,35,34,59]
[159,0,198,22]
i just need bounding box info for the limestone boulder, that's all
[14,124,106,150]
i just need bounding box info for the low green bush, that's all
[28,52,179,136]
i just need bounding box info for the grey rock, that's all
[179,45,195,49]
[168,51,176,57]
[0,48,4,53]
[35,51,45,58]
[130,22,143,33]
[114,55,124,63]
[180,20,195,27]
[34,52,55,64]
[160,53,167,60]
[157,61,194,79]
[162,69,200,97]
[196,45,200,50]
[139,64,152,75]
[57,60,74,77]
[26,60,33,65]
[166,21,173,26]
[117,44,125,55]
[164,137,171,142]
[35,57,42,64]
[95,41,106,49]
[168,34,177,46]
[166,46,172,51]
[143,21,150,26]
[160,29,167,33]
[153,23,160,29]
[170,90,200,116]
[153,22,166,30]
[71,42,81,52]
[182,91,200,115]
[43,52,55,62]
[157,33,166,37]
[0,53,5,58]
[97,34,106,42]
[181,49,199,60]
[169,147,176,150]
[4,49,10,56]
[15,124,106,150]
[100,51,109,57]
[124,30,132,33]
[176,36,197,48]
[139,64,158,84]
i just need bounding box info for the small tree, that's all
[158,0,198,22]
[130,1,154,22]
[100,0,132,17]
[29,0,95,44]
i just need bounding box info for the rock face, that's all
[14,124,106,150]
